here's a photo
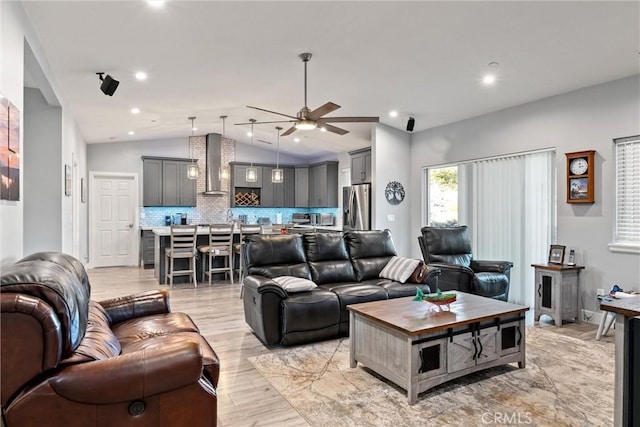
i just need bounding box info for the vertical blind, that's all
[615,136,640,244]
[470,150,555,311]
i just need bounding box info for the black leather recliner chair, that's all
[417,225,513,301]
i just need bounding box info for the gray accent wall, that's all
[372,124,412,256]
[408,75,640,311]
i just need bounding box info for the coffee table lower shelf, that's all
[349,308,527,405]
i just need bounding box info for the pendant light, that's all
[272,126,283,183]
[219,115,229,180]
[187,116,199,180]
[245,118,257,182]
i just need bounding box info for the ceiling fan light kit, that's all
[239,52,379,137]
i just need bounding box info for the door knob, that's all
[128,223,134,228]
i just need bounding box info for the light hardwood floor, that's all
[87,266,614,427]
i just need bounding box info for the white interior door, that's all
[90,172,138,267]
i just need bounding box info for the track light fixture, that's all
[96,72,119,96]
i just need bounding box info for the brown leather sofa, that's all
[0,252,218,427]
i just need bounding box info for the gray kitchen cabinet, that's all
[262,166,294,207]
[141,230,155,268]
[261,166,275,207]
[142,157,197,207]
[284,168,296,207]
[233,164,263,188]
[308,161,338,207]
[295,167,309,207]
[143,159,162,206]
[350,147,371,184]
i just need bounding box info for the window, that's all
[426,166,458,226]
[611,136,640,253]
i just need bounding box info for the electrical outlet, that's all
[597,288,605,296]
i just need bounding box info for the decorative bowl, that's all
[413,288,456,311]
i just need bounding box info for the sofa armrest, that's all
[471,260,513,274]
[426,262,475,293]
[98,290,170,325]
[243,275,288,298]
[50,340,204,404]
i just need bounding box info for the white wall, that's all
[0,1,87,267]
[409,75,640,311]
[372,124,412,256]
[23,87,62,254]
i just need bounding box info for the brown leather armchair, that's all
[1,252,218,427]
[418,226,513,301]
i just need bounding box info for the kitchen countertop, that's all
[144,224,343,235]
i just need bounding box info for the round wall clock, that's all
[384,181,405,205]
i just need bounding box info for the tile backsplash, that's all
[140,206,341,227]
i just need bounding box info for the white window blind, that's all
[614,136,640,245]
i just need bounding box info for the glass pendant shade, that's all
[187,163,199,180]
[246,167,258,183]
[272,168,283,183]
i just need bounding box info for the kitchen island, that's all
[151,224,343,284]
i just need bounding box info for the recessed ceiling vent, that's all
[203,133,227,195]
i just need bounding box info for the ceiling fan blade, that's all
[281,126,297,136]
[257,139,273,145]
[319,116,380,123]
[247,105,298,120]
[321,123,349,135]
[308,102,341,120]
[234,120,295,125]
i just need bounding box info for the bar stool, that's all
[165,225,198,287]
[233,224,262,283]
[198,223,234,286]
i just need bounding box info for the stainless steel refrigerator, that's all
[343,184,371,231]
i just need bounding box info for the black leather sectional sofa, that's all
[242,230,440,346]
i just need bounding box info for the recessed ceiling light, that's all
[247,131,252,137]
[389,110,398,118]
[192,126,198,132]
[128,131,135,135]
[131,107,140,114]
[320,127,327,132]
[147,1,165,8]
[482,74,496,85]
[135,72,147,80]
[294,137,300,143]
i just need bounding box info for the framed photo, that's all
[548,244,566,265]
[64,164,72,196]
[1,93,21,201]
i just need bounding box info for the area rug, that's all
[248,327,614,426]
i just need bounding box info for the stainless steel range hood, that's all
[203,133,227,195]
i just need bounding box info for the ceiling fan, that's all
[236,53,379,136]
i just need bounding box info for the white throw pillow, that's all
[272,276,318,292]
[379,256,420,283]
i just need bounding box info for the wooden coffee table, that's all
[348,292,529,404]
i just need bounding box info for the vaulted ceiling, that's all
[22,1,639,159]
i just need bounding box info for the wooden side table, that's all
[531,263,585,326]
